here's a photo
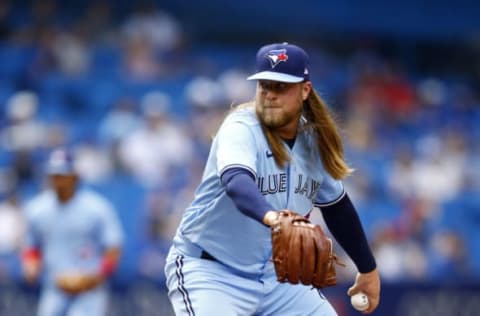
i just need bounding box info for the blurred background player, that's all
[21,148,124,316]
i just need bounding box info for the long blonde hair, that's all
[260,88,353,179]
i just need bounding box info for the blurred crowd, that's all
[0,0,479,287]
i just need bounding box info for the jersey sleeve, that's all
[216,121,257,178]
[313,175,345,207]
[98,201,124,249]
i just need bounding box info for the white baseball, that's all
[351,292,369,311]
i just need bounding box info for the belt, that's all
[172,236,218,262]
[200,250,217,261]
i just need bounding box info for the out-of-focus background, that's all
[0,1,479,315]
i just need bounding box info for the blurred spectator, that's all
[348,52,418,121]
[121,2,183,53]
[411,133,465,202]
[0,194,25,255]
[0,166,17,198]
[372,223,428,281]
[378,61,417,119]
[217,69,255,105]
[51,27,91,76]
[466,144,480,189]
[28,24,59,81]
[416,78,448,107]
[387,145,417,200]
[1,91,45,152]
[184,76,229,158]
[427,230,470,280]
[118,91,193,187]
[120,2,185,80]
[98,96,142,170]
[184,76,225,109]
[73,142,113,184]
[0,191,25,284]
[0,91,47,182]
[98,97,142,147]
[122,36,161,81]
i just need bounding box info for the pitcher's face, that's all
[255,80,311,134]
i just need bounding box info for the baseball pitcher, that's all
[165,42,380,315]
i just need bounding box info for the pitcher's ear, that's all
[302,81,312,101]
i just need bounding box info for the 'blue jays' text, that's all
[257,174,320,200]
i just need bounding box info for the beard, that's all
[255,101,302,129]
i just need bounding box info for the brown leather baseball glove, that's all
[271,210,343,288]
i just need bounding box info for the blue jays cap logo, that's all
[265,49,288,68]
[247,43,309,82]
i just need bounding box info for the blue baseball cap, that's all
[247,42,310,83]
[45,148,76,175]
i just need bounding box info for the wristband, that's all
[22,248,41,263]
[100,255,118,278]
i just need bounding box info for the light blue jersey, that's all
[172,106,344,274]
[24,187,123,316]
[166,106,343,315]
[164,41,377,315]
